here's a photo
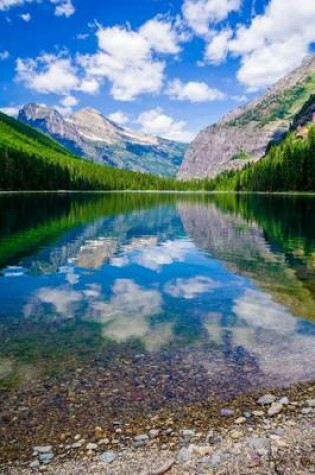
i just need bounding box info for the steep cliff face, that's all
[178,56,315,179]
[19,105,187,177]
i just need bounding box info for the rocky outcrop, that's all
[18,105,187,177]
[178,56,315,179]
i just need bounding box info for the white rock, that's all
[86,443,98,451]
[268,403,283,416]
[258,394,276,405]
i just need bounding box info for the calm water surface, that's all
[0,192,315,404]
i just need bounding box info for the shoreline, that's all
[2,380,314,474]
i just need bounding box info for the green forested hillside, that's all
[0,112,187,191]
[206,126,315,192]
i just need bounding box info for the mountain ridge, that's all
[18,104,187,177]
[178,55,315,179]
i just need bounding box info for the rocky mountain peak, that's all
[178,55,315,179]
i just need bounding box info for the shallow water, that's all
[0,192,315,401]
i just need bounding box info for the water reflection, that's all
[0,192,315,396]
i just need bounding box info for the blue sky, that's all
[0,0,315,142]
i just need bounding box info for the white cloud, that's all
[113,239,195,271]
[16,53,98,96]
[165,276,218,299]
[182,0,241,36]
[204,27,232,63]
[24,286,82,318]
[167,78,226,102]
[0,0,75,16]
[77,17,185,101]
[225,0,315,89]
[51,0,74,17]
[136,107,195,142]
[139,16,182,54]
[108,111,130,125]
[90,279,162,341]
[0,50,9,60]
[20,11,31,21]
[0,105,21,116]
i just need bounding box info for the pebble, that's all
[234,417,246,424]
[177,447,191,462]
[33,446,53,454]
[210,454,221,466]
[220,408,234,417]
[30,460,40,469]
[181,429,195,438]
[230,430,242,439]
[306,399,315,407]
[278,397,289,406]
[86,443,98,451]
[38,453,54,464]
[149,429,160,438]
[268,403,283,417]
[99,451,116,463]
[258,394,276,405]
[133,434,149,445]
[252,410,265,417]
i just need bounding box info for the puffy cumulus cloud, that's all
[16,53,99,96]
[77,17,185,101]
[166,78,226,102]
[24,286,83,318]
[90,279,163,341]
[108,111,130,125]
[204,28,232,63]
[211,0,315,90]
[113,239,195,272]
[182,0,241,37]
[233,288,296,334]
[0,50,9,60]
[139,16,182,54]
[0,0,75,16]
[136,107,195,142]
[164,276,218,299]
[51,0,74,17]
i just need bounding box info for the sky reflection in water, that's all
[0,193,315,394]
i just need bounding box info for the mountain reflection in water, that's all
[0,192,315,400]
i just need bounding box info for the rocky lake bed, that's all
[1,381,314,474]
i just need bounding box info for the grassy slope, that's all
[0,112,186,191]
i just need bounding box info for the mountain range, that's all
[179,55,315,179]
[18,104,187,177]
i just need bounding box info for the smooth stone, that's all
[30,460,40,469]
[230,430,242,439]
[220,408,234,417]
[177,447,191,462]
[38,453,54,464]
[235,417,246,424]
[278,397,289,406]
[133,434,149,447]
[244,411,252,418]
[71,442,83,449]
[33,446,53,454]
[252,410,265,417]
[268,403,283,417]
[258,394,276,405]
[99,451,117,463]
[306,399,315,407]
[246,437,270,451]
[301,407,312,415]
[86,443,98,451]
[149,429,160,438]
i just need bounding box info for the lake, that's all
[1,192,315,458]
